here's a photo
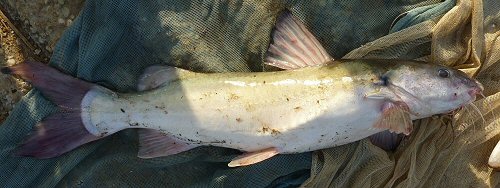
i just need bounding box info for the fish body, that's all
[2,11,483,167]
[86,60,395,153]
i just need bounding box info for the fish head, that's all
[385,62,483,118]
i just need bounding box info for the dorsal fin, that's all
[264,11,333,70]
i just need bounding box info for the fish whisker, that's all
[480,92,499,128]
[447,116,456,149]
[461,105,475,133]
[470,102,486,126]
[437,114,455,149]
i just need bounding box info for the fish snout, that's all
[468,80,484,97]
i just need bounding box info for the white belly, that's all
[177,87,383,153]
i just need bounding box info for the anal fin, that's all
[138,129,196,158]
[228,148,279,167]
[374,101,413,135]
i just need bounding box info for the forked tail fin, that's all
[1,61,100,158]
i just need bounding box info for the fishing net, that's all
[0,0,499,187]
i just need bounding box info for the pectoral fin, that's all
[374,101,413,135]
[365,89,394,100]
[264,11,333,70]
[228,148,279,167]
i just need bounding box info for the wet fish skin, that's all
[87,59,478,153]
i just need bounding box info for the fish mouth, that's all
[467,79,483,96]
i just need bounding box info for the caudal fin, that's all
[2,61,100,158]
[15,112,100,158]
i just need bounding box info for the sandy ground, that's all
[0,17,28,123]
[0,1,84,123]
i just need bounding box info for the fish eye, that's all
[438,68,450,78]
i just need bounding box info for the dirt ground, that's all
[0,1,84,123]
